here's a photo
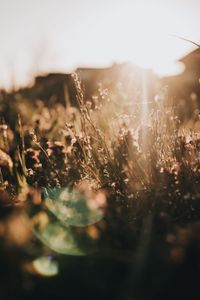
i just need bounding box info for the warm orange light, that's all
[0,0,198,88]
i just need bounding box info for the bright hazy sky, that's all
[0,0,200,88]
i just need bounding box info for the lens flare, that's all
[32,256,59,277]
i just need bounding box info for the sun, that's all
[79,1,190,76]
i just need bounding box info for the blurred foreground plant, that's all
[0,74,200,271]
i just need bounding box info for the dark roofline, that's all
[178,46,200,63]
[76,62,140,72]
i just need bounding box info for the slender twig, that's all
[170,34,200,47]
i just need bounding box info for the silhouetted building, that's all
[17,73,77,107]
[15,63,158,109]
[77,63,157,103]
[163,47,200,120]
[164,48,200,98]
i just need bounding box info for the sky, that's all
[0,0,200,89]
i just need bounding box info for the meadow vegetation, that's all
[0,72,200,299]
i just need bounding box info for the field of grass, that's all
[0,73,200,299]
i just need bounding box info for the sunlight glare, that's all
[72,1,192,76]
[0,0,198,88]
